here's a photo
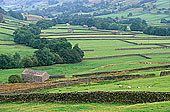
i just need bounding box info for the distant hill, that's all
[1,0,170,24]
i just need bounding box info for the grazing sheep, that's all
[128,86,131,89]
[118,85,123,88]
[137,86,140,88]
[147,86,151,88]
[66,23,70,26]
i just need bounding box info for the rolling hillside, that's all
[1,0,170,24]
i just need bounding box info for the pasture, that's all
[35,76,170,93]
[0,101,170,112]
[1,24,170,83]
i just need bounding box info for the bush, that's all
[8,75,22,83]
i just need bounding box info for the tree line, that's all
[55,15,128,31]
[0,22,84,69]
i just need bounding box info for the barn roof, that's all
[22,69,47,76]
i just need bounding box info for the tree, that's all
[34,47,56,66]
[73,44,84,58]
[130,18,148,31]
[20,56,34,67]
[0,13,4,22]
[128,12,133,17]
[8,75,22,83]
[13,27,36,44]
[8,10,24,20]
[0,54,11,69]
[58,49,82,63]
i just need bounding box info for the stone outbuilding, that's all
[83,25,88,28]
[111,30,121,35]
[90,26,97,30]
[22,69,50,82]
[66,23,70,26]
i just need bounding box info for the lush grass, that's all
[34,75,170,93]
[0,28,14,34]
[0,34,14,40]
[0,45,37,57]
[0,41,15,44]
[70,40,170,58]
[1,55,170,82]
[1,24,170,84]
[0,101,170,112]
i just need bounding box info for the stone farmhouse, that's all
[22,69,50,82]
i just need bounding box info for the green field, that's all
[35,76,170,93]
[0,101,170,112]
[1,24,170,83]
[0,34,14,40]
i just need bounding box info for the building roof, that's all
[22,69,48,76]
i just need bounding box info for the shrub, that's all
[8,75,22,83]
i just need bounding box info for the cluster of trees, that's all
[93,10,114,16]
[107,23,127,31]
[0,13,4,23]
[1,24,84,69]
[130,18,148,31]
[0,7,6,14]
[0,7,24,20]
[36,19,57,29]
[8,10,24,20]
[55,16,127,31]
[143,27,170,36]
[8,75,22,83]
[161,19,170,23]
[48,0,59,5]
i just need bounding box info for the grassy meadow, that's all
[0,101,170,112]
[34,76,170,93]
[1,23,170,83]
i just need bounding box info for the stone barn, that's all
[22,69,50,82]
[111,30,121,35]
[83,25,88,28]
[66,23,70,26]
[90,26,97,30]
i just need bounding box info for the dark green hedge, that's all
[1,91,170,104]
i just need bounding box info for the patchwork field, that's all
[0,23,170,82]
[1,19,170,111]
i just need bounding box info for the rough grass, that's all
[0,101,170,112]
